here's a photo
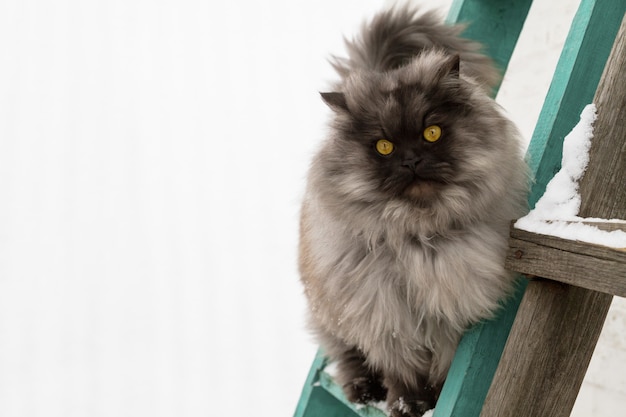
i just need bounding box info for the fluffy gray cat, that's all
[299,7,528,417]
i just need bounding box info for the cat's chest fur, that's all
[301,195,514,379]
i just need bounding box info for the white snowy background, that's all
[0,0,623,416]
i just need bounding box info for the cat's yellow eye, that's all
[376,139,394,155]
[423,125,442,142]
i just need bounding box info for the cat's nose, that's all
[401,156,423,171]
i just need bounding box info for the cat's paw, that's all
[389,397,432,417]
[342,376,387,404]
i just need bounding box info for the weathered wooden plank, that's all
[577,7,626,220]
[481,11,626,417]
[509,225,626,263]
[577,221,626,233]
[480,281,613,417]
[505,236,626,297]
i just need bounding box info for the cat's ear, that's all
[320,92,350,113]
[438,54,460,80]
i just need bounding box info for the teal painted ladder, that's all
[294,1,626,416]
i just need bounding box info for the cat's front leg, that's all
[335,346,387,404]
[385,374,439,417]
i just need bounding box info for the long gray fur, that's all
[330,7,500,90]
[299,6,528,417]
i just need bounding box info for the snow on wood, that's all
[515,104,626,249]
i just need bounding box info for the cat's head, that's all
[319,51,515,210]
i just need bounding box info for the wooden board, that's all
[505,226,626,297]
[577,2,626,221]
[480,282,612,417]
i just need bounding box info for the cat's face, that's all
[322,53,483,206]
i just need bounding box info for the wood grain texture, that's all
[578,7,626,221]
[510,224,626,258]
[480,282,613,417]
[505,229,626,296]
[481,11,626,417]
